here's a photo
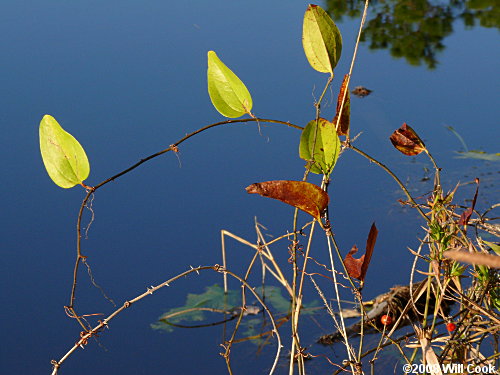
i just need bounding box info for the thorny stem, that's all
[223,247,260,374]
[70,118,302,325]
[289,75,334,375]
[325,232,357,371]
[321,2,372,370]
[290,221,317,375]
[332,332,414,375]
[67,115,440,373]
[50,0,499,371]
[67,190,95,331]
[92,118,301,191]
[52,265,282,375]
[334,0,370,143]
[321,173,361,372]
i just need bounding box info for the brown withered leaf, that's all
[344,245,363,279]
[344,223,378,282]
[444,250,500,269]
[362,223,378,280]
[389,123,426,156]
[458,178,479,226]
[246,180,329,221]
[332,74,350,136]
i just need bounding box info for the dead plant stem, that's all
[52,265,282,375]
[334,0,370,142]
[326,234,357,369]
[223,249,259,374]
[70,118,303,327]
[289,74,333,374]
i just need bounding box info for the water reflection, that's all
[325,0,499,68]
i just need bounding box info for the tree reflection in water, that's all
[325,0,499,68]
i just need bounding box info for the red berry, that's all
[380,315,392,325]
[446,322,456,332]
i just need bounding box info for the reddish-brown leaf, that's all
[344,245,364,279]
[332,74,350,136]
[458,178,479,226]
[344,223,378,282]
[389,123,426,156]
[246,180,329,221]
[361,223,378,281]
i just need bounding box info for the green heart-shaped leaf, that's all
[302,4,342,74]
[207,51,253,118]
[39,115,90,188]
[299,118,341,176]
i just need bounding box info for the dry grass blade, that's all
[414,327,443,375]
[443,250,500,268]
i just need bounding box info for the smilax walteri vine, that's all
[42,3,499,375]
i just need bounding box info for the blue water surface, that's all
[1,1,498,374]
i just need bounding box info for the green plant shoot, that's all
[302,4,342,75]
[207,51,253,118]
[39,115,90,189]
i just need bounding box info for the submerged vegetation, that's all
[42,3,499,374]
[446,126,500,162]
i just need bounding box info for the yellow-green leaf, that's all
[299,118,341,176]
[39,115,90,188]
[207,51,253,118]
[302,4,342,74]
[483,241,500,256]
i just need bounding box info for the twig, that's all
[51,265,282,375]
[69,118,303,326]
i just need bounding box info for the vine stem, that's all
[334,0,370,142]
[289,220,317,375]
[92,118,301,191]
[325,233,357,369]
[66,82,433,374]
[69,118,303,324]
[52,265,282,375]
[289,73,334,375]
[66,191,95,331]
[223,244,260,373]
[68,115,431,371]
